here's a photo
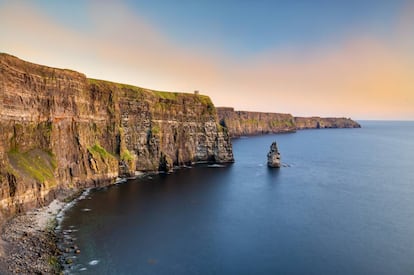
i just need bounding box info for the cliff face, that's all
[294,117,361,129]
[0,54,233,219]
[217,107,296,137]
[217,108,360,137]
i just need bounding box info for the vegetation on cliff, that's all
[7,149,57,188]
[0,53,233,219]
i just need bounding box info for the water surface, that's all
[61,121,414,274]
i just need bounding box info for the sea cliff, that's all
[294,116,361,129]
[217,107,296,137]
[0,53,233,220]
[217,107,360,137]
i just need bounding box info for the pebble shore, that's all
[0,200,65,274]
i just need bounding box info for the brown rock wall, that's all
[0,53,233,219]
[294,116,361,129]
[217,107,296,137]
[217,108,360,138]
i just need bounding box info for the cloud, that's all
[0,1,413,119]
[0,1,222,91]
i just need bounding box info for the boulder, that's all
[267,142,281,168]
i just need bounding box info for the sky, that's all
[0,0,413,119]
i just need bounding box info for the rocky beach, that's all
[0,200,64,274]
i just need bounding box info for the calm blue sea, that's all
[60,121,414,275]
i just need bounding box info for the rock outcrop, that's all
[0,53,233,219]
[217,107,360,137]
[267,142,281,168]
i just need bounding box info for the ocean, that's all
[60,121,414,274]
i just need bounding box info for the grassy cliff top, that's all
[88,78,214,107]
[1,52,214,109]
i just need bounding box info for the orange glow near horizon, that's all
[0,1,413,120]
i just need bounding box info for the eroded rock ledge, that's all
[0,53,233,219]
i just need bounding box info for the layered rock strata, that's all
[217,107,360,137]
[217,107,296,137]
[294,116,361,129]
[0,53,233,219]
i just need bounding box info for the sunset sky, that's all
[1,0,413,120]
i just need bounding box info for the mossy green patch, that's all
[48,256,60,272]
[196,94,215,115]
[269,120,281,128]
[7,149,57,187]
[153,91,180,100]
[197,95,212,105]
[88,78,145,93]
[121,149,133,162]
[87,143,115,161]
[246,118,259,125]
[269,119,295,128]
[217,123,225,132]
[151,124,160,135]
[88,78,146,98]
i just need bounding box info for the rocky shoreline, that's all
[0,200,65,274]
[0,176,142,274]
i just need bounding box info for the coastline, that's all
[0,175,145,274]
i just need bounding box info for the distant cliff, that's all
[217,107,360,137]
[217,107,296,137]
[294,116,361,129]
[0,53,233,219]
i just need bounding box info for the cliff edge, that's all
[0,53,233,219]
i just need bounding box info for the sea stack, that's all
[267,142,281,168]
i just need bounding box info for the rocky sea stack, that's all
[267,142,281,168]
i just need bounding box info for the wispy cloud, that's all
[0,1,412,119]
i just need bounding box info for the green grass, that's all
[153,91,180,100]
[197,94,212,105]
[87,143,115,161]
[88,78,218,117]
[89,78,182,101]
[121,149,133,162]
[88,78,146,96]
[269,120,281,128]
[195,94,215,115]
[269,119,295,128]
[7,149,57,187]
[245,118,259,125]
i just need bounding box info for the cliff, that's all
[294,116,361,129]
[217,107,360,137]
[217,107,296,137]
[0,53,233,219]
